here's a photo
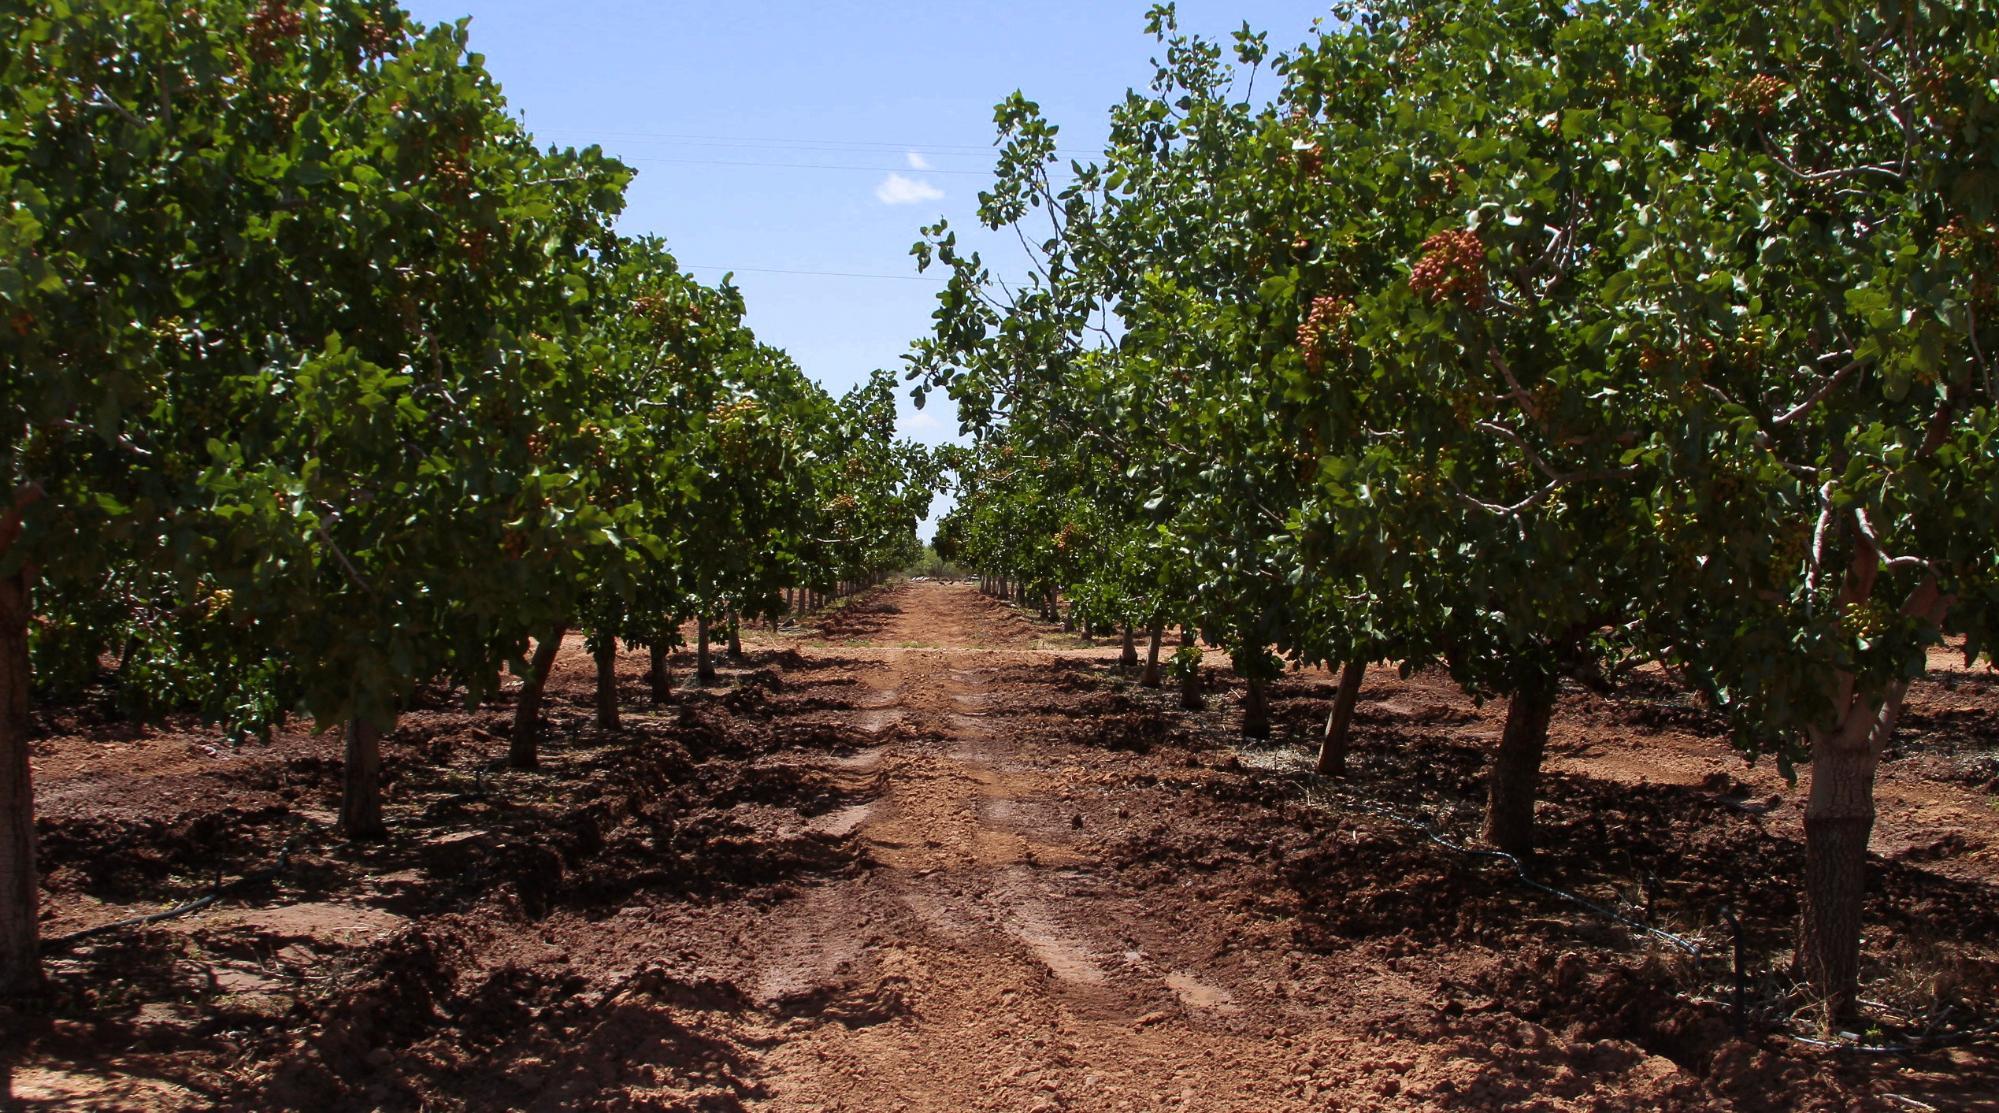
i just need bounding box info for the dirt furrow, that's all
[743,586,1343,1111]
[9,579,1992,1110]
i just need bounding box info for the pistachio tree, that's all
[0,0,628,991]
[1623,0,1999,1016]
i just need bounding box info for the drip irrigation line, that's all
[1292,771,1999,1057]
[1313,782,1705,958]
[1783,1023,1999,1055]
[41,836,298,954]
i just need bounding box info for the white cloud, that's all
[906,151,932,170]
[875,171,944,206]
[895,406,960,447]
[897,408,945,434]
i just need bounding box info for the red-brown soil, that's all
[3,580,1994,1110]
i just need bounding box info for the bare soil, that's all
[4,580,1995,1110]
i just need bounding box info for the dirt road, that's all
[741,581,1332,1110]
[8,579,1994,1110]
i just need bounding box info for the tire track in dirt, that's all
[741,582,1331,1111]
[18,578,1990,1109]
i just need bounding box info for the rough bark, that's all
[510,626,565,770]
[341,714,390,840]
[1140,623,1164,688]
[696,614,716,686]
[648,643,673,704]
[0,566,39,995]
[1797,677,1915,1020]
[1241,673,1271,739]
[1800,735,1876,1022]
[1794,567,1946,1020]
[1481,673,1557,857]
[593,638,620,730]
[1315,660,1366,777]
[1179,627,1205,711]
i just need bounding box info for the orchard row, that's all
[0,1,934,992]
[911,0,1998,1022]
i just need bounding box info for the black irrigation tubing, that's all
[1292,773,1999,1057]
[1785,1022,1999,1056]
[40,836,298,954]
[1300,777,1706,958]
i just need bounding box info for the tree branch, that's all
[1,481,47,556]
[1773,356,1867,426]
[1853,506,1931,574]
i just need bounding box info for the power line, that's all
[607,137,1001,161]
[539,126,1100,159]
[619,155,1004,177]
[684,264,946,283]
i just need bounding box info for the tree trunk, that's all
[1120,625,1139,669]
[696,614,716,686]
[1481,673,1557,857]
[1796,679,1917,1022]
[1315,660,1366,777]
[1179,627,1204,711]
[726,612,743,660]
[1141,623,1164,688]
[648,643,673,704]
[1242,673,1271,739]
[593,638,620,730]
[1794,568,1945,1021]
[510,626,565,770]
[341,714,390,840]
[0,567,40,995]
[1800,733,1877,1023]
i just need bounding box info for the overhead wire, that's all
[614,155,1005,177]
[536,126,1101,159]
[682,264,945,283]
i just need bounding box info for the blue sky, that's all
[400,0,1336,534]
